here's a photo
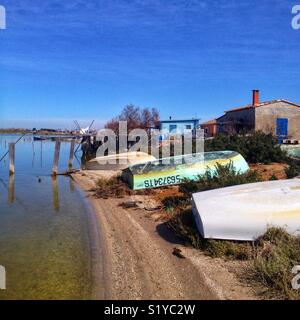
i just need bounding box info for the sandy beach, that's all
[71,170,259,300]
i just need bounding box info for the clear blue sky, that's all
[0,0,300,129]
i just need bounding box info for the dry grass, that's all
[253,228,300,299]
[92,176,154,199]
[249,163,288,180]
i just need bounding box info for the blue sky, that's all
[0,0,300,129]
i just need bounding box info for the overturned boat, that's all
[86,151,156,170]
[192,179,300,241]
[122,151,249,190]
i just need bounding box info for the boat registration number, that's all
[143,175,181,188]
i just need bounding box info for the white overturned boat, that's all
[192,179,300,241]
[86,151,156,170]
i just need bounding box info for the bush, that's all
[167,208,254,260]
[167,209,204,248]
[179,162,262,197]
[93,176,133,198]
[205,132,288,164]
[253,228,300,299]
[162,196,189,212]
[285,159,300,179]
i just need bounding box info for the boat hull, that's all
[122,151,249,190]
[192,179,300,241]
[86,152,156,171]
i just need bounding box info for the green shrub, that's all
[179,162,262,197]
[162,196,189,212]
[285,159,300,179]
[205,132,288,164]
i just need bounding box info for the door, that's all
[276,118,288,144]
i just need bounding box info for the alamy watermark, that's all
[0,265,5,290]
[292,265,300,290]
[93,121,204,165]
[0,5,6,30]
[292,5,300,29]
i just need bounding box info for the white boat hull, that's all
[192,179,300,241]
[86,152,156,171]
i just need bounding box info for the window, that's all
[169,124,177,132]
[186,125,192,130]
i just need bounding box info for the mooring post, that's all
[68,140,75,170]
[52,141,61,176]
[9,143,15,175]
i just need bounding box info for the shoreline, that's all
[72,173,112,300]
[71,170,261,300]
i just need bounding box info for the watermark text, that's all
[94,121,204,165]
[0,265,5,290]
[292,265,300,290]
[0,5,6,30]
[292,5,300,30]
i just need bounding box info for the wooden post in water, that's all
[9,143,15,175]
[52,141,61,176]
[68,140,75,170]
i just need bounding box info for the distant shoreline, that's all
[0,129,31,134]
[0,129,72,135]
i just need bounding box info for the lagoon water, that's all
[0,134,94,299]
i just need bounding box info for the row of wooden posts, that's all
[8,140,76,176]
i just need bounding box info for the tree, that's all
[105,104,160,133]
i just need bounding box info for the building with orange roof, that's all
[214,90,300,142]
[200,119,218,138]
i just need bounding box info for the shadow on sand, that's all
[156,221,184,245]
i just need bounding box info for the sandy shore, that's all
[71,170,259,300]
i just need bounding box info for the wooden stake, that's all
[52,141,61,176]
[9,143,15,175]
[68,140,75,170]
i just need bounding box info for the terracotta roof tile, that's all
[224,99,300,113]
[201,119,217,125]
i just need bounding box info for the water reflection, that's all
[0,177,27,210]
[40,141,43,168]
[32,140,35,168]
[8,174,14,204]
[69,178,75,193]
[51,176,60,212]
[0,134,93,299]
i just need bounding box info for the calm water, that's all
[0,134,95,299]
